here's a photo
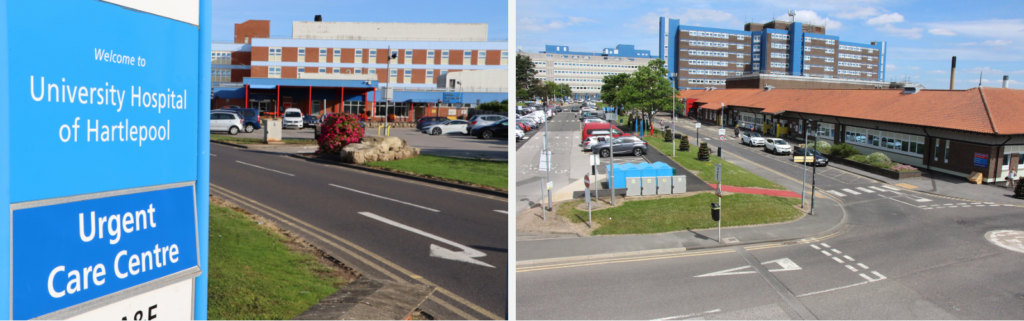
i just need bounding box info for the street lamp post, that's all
[670,72,677,157]
[458,80,463,119]
[383,46,397,135]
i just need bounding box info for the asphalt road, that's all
[516,114,1024,319]
[515,107,585,215]
[209,143,508,319]
[232,126,508,161]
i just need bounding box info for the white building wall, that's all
[441,70,508,92]
[293,21,488,41]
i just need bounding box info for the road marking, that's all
[517,249,735,273]
[357,212,494,268]
[831,249,842,254]
[856,187,875,193]
[694,257,802,278]
[881,185,900,191]
[210,154,217,157]
[845,265,858,272]
[841,188,861,195]
[821,250,832,256]
[915,198,932,202]
[832,257,844,263]
[985,230,1024,253]
[827,190,846,197]
[651,309,722,321]
[236,160,295,176]
[820,243,831,248]
[810,244,820,250]
[859,271,887,282]
[869,186,888,192]
[857,263,869,269]
[493,210,508,214]
[209,184,495,319]
[795,280,870,298]
[329,184,439,212]
[843,255,855,261]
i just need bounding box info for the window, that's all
[298,48,305,59]
[405,50,412,59]
[944,141,950,163]
[737,35,745,40]
[426,70,433,81]
[333,68,340,73]
[369,69,376,74]
[935,140,940,161]
[846,126,925,156]
[390,69,397,77]
[826,49,835,54]
[297,67,305,73]
[427,51,435,59]
[404,70,411,78]
[269,47,282,61]
[354,49,361,58]
[771,33,790,40]
[771,52,789,59]
[753,36,760,43]
[737,44,744,50]
[355,69,362,74]
[390,50,398,58]
[319,49,327,58]
[771,43,789,50]
[464,51,472,59]
[370,49,377,58]
[479,51,486,60]
[318,67,326,73]
[501,51,508,58]
[269,67,281,78]
[825,39,835,45]
[442,50,449,58]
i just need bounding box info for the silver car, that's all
[592,136,648,157]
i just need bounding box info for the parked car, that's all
[555,107,562,113]
[764,138,792,155]
[520,118,537,130]
[471,119,508,139]
[741,132,766,146]
[302,115,320,128]
[582,122,626,143]
[417,116,449,130]
[583,117,607,124]
[571,106,580,112]
[210,111,244,135]
[220,107,262,133]
[793,147,829,166]
[467,115,507,130]
[516,128,525,141]
[583,135,609,151]
[282,108,304,129]
[422,119,469,135]
[516,121,531,132]
[592,136,647,157]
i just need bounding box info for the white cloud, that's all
[517,16,596,32]
[909,66,920,70]
[866,13,905,26]
[957,42,977,46]
[982,39,1013,46]
[927,70,946,74]
[928,28,957,36]
[886,64,897,70]
[876,24,923,39]
[632,8,736,33]
[835,7,880,20]
[792,10,842,30]
[921,19,1024,41]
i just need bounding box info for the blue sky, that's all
[213,0,508,42]
[516,0,1024,89]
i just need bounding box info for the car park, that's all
[741,132,766,146]
[210,111,244,135]
[592,136,647,157]
[571,106,580,112]
[555,107,562,113]
[583,118,607,124]
[471,119,508,139]
[583,135,609,151]
[468,114,507,130]
[520,118,538,130]
[302,115,320,128]
[219,107,262,133]
[422,119,469,135]
[282,108,304,129]
[417,116,449,130]
[793,147,829,166]
[764,138,792,155]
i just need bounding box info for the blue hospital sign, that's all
[0,0,209,319]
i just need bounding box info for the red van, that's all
[582,122,626,143]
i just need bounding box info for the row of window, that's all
[805,65,835,72]
[211,51,232,64]
[686,40,740,49]
[687,50,730,58]
[263,47,505,63]
[684,59,731,67]
[686,78,726,85]
[553,70,624,76]
[838,69,861,76]
[544,54,634,61]
[770,52,789,59]
[212,69,231,82]
[686,69,730,76]
[553,78,603,83]
[839,45,874,53]
[805,55,834,63]
[770,62,789,69]
[846,126,926,156]
[805,37,836,45]
[805,73,834,78]
[771,43,790,50]
[551,62,640,69]
[686,30,737,40]
[838,53,875,61]
[1003,146,1024,168]
[805,46,835,54]
[771,33,790,40]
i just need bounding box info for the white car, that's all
[583,118,607,124]
[516,128,525,141]
[422,119,469,135]
[742,132,766,146]
[583,136,609,151]
[528,111,547,123]
[210,111,244,135]
[764,138,792,155]
[282,108,304,129]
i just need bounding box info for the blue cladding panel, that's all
[789,22,804,75]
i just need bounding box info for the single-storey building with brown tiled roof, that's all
[678,86,1024,183]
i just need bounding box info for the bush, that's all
[848,154,868,163]
[813,141,832,154]
[316,113,364,155]
[867,152,891,165]
[830,143,860,159]
[478,100,509,112]
[891,163,918,172]
[697,142,711,160]
[679,135,690,151]
[663,128,673,142]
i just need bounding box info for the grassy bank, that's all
[559,193,802,235]
[365,154,508,190]
[645,130,785,190]
[212,134,316,145]
[209,202,345,319]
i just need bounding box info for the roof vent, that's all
[764,85,775,91]
[902,85,922,94]
[314,15,322,22]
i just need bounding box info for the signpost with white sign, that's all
[0,1,210,319]
[584,174,592,227]
[715,163,723,243]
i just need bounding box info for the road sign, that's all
[539,151,552,171]
[1,2,210,319]
[547,181,554,190]
[584,188,591,204]
[719,128,726,136]
[715,164,722,182]
[696,123,702,129]
[720,135,725,141]
[584,174,591,188]
[593,154,600,165]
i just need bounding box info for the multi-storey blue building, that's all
[660,17,887,89]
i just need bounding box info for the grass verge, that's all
[558,193,802,235]
[365,154,508,190]
[212,134,316,145]
[644,129,785,190]
[209,201,348,319]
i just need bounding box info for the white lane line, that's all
[841,188,861,195]
[827,190,846,197]
[957,203,967,205]
[821,250,832,256]
[856,187,875,193]
[236,161,295,176]
[211,154,217,157]
[869,186,888,192]
[857,263,869,269]
[846,265,859,272]
[832,257,845,264]
[915,198,932,202]
[810,244,820,250]
[843,255,855,261]
[820,243,831,248]
[357,212,493,268]
[796,280,870,298]
[943,203,953,206]
[831,249,842,254]
[493,210,508,214]
[651,309,722,321]
[329,184,440,212]
[949,206,958,208]
[859,271,887,282]
[881,185,899,191]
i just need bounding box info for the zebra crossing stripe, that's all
[869,186,888,192]
[915,198,932,202]
[827,190,846,197]
[856,187,875,193]
[841,188,861,195]
[881,186,899,191]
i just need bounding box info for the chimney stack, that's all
[949,56,956,90]
[1004,75,1010,88]
[314,15,322,22]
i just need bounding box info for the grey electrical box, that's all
[642,177,657,196]
[672,175,687,194]
[657,176,672,195]
[626,177,641,196]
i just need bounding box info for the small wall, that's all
[825,155,923,180]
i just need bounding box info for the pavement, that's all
[209,143,507,320]
[515,108,590,215]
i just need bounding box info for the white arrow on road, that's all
[358,212,495,268]
[695,258,801,277]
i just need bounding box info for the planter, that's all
[825,155,922,180]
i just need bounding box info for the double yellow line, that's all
[210,184,502,320]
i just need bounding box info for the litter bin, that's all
[711,203,720,221]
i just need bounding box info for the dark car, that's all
[416,116,448,130]
[555,107,562,113]
[471,119,508,139]
[793,147,829,166]
[571,106,580,112]
[220,107,262,133]
[591,136,648,157]
[302,115,319,128]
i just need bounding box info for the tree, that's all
[516,54,538,100]
[600,73,630,108]
[618,59,674,118]
[478,100,508,112]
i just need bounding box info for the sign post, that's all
[715,163,723,243]
[584,174,592,227]
[0,1,210,319]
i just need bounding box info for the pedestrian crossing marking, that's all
[856,187,875,193]
[827,190,846,197]
[881,186,900,191]
[841,188,861,195]
[869,186,887,192]
[914,198,932,202]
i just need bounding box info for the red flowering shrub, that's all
[317,113,364,154]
